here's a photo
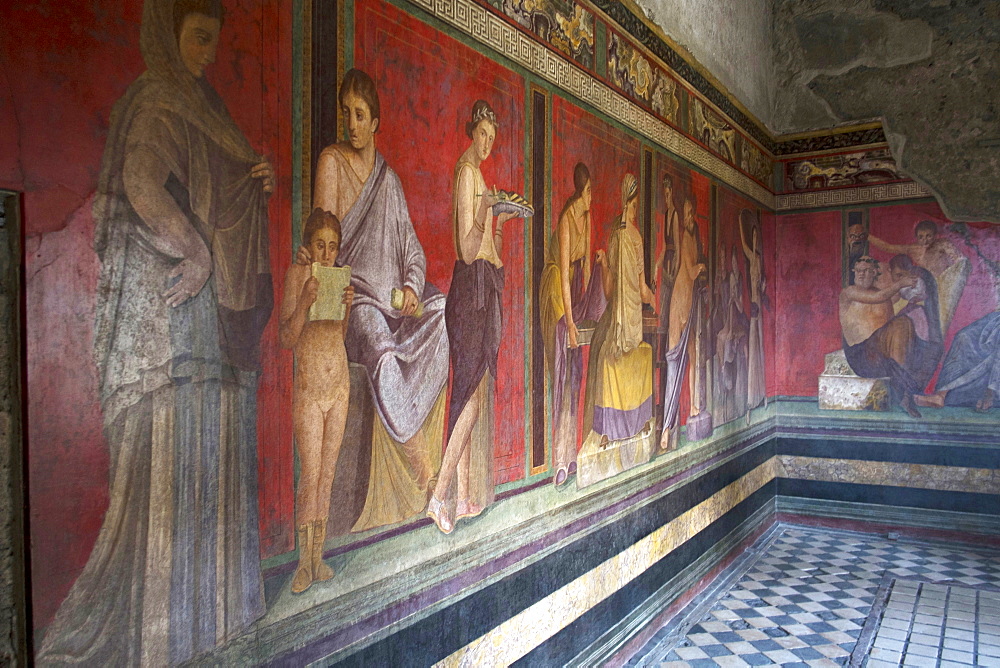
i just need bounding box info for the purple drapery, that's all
[553,261,607,417]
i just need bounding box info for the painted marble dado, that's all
[776,456,1000,496]
[435,458,780,667]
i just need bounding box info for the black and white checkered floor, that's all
[627,526,1000,667]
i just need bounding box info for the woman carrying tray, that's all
[428,100,527,533]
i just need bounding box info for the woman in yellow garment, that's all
[583,173,656,442]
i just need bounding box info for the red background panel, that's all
[355,0,527,483]
[773,210,844,397]
[761,210,777,399]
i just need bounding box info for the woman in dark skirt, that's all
[427,100,519,533]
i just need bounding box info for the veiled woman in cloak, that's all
[38,0,273,663]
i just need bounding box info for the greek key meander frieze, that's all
[411,0,774,208]
[775,182,934,211]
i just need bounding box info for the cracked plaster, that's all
[775,0,1000,222]
[633,0,776,130]
[637,0,1000,222]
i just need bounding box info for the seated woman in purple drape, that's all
[582,173,656,445]
[307,69,450,532]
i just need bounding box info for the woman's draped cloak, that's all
[584,220,653,440]
[539,203,606,468]
[937,310,1000,406]
[39,0,271,664]
[331,151,450,444]
[440,158,500,513]
[316,148,449,531]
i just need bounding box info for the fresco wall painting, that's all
[650,155,711,449]
[13,0,787,662]
[777,198,1000,416]
[712,187,769,429]
[782,147,903,192]
[607,29,683,128]
[399,0,777,205]
[485,0,596,71]
[544,97,642,485]
[11,0,1000,664]
[681,95,770,189]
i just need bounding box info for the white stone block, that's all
[818,350,890,411]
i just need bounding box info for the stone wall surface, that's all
[774,0,1000,222]
[634,0,776,130]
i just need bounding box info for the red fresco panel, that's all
[773,210,843,397]
[774,203,1000,399]
[550,97,642,449]
[355,0,527,484]
[762,210,777,398]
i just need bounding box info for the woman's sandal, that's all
[426,495,453,534]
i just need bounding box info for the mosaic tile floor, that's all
[628,526,1000,667]
[855,578,1000,667]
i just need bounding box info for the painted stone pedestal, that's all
[577,420,655,488]
[818,350,890,411]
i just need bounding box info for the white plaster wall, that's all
[634,0,775,130]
